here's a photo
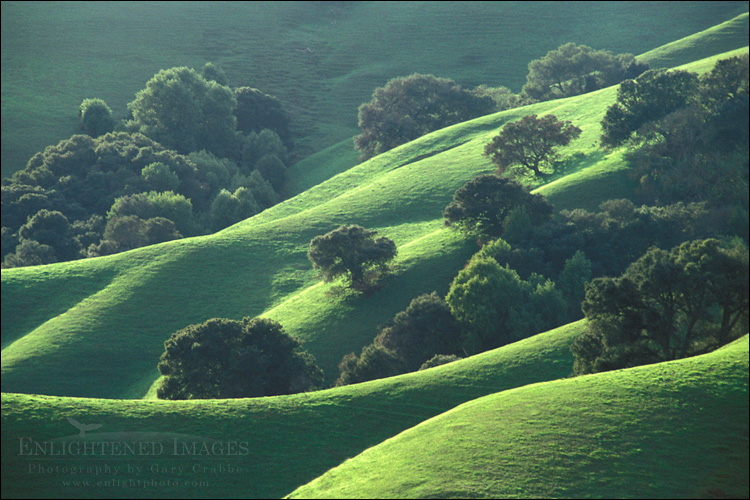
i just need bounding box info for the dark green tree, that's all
[354,73,495,160]
[127,67,238,157]
[484,114,581,178]
[18,209,82,261]
[600,69,700,147]
[572,239,749,375]
[374,292,462,371]
[334,344,405,387]
[234,87,293,148]
[157,317,324,399]
[201,62,229,86]
[443,175,553,241]
[308,224,397,290]
[446,256,566,353]
[79,98,115,138]
[521,42,648,102]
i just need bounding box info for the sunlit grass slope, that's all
[3,2,748,177]
[2,47,747,400]
[283,11,750,199]
[0,321,581,499]
[289,335,750,499]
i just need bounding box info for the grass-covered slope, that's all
[2,2,748,177]
[0,321,581,499]
[288,335,750,499]
[2,46,748,399]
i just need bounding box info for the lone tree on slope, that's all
[484,114,581,178]
[308,224,397,290]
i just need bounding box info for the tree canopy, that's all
[127,67,238,158]
[600,68,700,147]
[157,317,324,399]
[522,42,648,102]
[484,114,581,178]
[79,98,115,138]
[443,175,553,241]
[354,73,495,160]
[308,224,397,290]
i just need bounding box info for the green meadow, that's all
[2,3,749,498]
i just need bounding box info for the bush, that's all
[418,354,462,371]
[443,175,553,241]
[79,98,115,138]
[157,317,324,399]
[334,344,405,387]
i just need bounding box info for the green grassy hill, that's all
[288,335,749,499]
[0,321,581,499]
[2,2,748,177]
[2,45,748,399]
[1,11,749,499]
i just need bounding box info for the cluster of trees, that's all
[573,239,748,375]
[602,55,748,226]
[157,316,324,400]
[2,64,295,268]
[353,43,647,161]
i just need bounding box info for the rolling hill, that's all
[1,6,749,499]
[1,321,582,499]
[2,43,748,399]
[288,336,749,499]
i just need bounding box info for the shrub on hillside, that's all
[157,317,324,399]
[418,354,462,371]
[79,98,115,138]
[335,344,405,387]
[374,292,463,372]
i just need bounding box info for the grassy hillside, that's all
[0,321,581,499]
[2,46,748,399]
[282,10,750,199]
[289,335,750,499]
[1,12,749,499]
[2,2,748,177]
